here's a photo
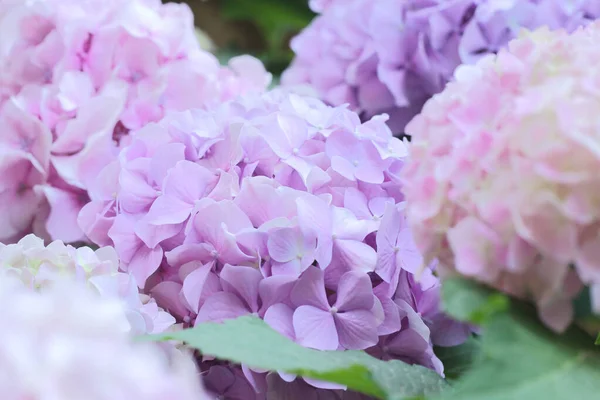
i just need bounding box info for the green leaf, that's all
[220,0,313,50]
[434,337,481,382]
[573,286,593,319]
[219,0,314,74]
[441,278,509,325]
[437,278,600,400]
[142,316,447,399]
[595,332,600,345]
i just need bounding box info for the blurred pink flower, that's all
[0,276,208,400]
[0,0,270,243]
[401,23,600,332]
[0,233,174,334]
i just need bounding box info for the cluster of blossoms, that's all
[0,275,209,399]
[282,0,600,135]
[0,234,175,335]
[0,0,270,244]
[401,22,600,333]
[79,89,471,397]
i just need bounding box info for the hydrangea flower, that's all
[0,0,270,243]
[0,233,174,335]
[282,0,600,135]
[0,275,208,400]
[401,22,600,333]
[80,89,471,397]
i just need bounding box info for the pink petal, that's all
[40,186,85,242]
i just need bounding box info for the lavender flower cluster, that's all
[80,89,471,397]
[283,0,600,135]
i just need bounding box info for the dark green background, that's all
[172,0,315,76]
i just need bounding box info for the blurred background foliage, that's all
[170,0,315,79]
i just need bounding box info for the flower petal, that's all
[293,305,338,350]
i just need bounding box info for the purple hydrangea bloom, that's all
[79,89,472,397]
[282,0,600,135]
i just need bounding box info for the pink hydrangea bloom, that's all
[0,0,270,243]
[0,276,208,400]
[401,23,600,332]
[0,233,175,334]
[282,0,600,135]
[80,89,471,397]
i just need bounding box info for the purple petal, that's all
[148,142,185,185]
[149,281,190,320]
[165,242,215,267]
[303,378,345,391]
[220,264,262,313]
[127,245,164,289]
[196,292,250,324]
[396,222,424,274]
[266,373,335,400]
[334,310,378,350]
[375,203,401,282]
[416,285,441,317]
[41,186,85,243]
[182,262,215,313]
[343,187,372,219]
[163,160,216,202]
[116,167,157,214]
[268,227,302,263]
[242,365,268,395]
[334,271,374,312]
[393,270,416,307]
[271,259,305,277]
[296,195,333,267]
[291,267,329,309]
[396,299,431,342]
[144,194,194,225]
[135,215,182,249]
[374,285,402,336]
[334,239,377,274]
[386,328,430,362]
[192,201,254,264]
[293,305,338,350]
[264,303,295,340]
[204,365,236,395]
[429,314,472,347]
[259,275,296,313]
